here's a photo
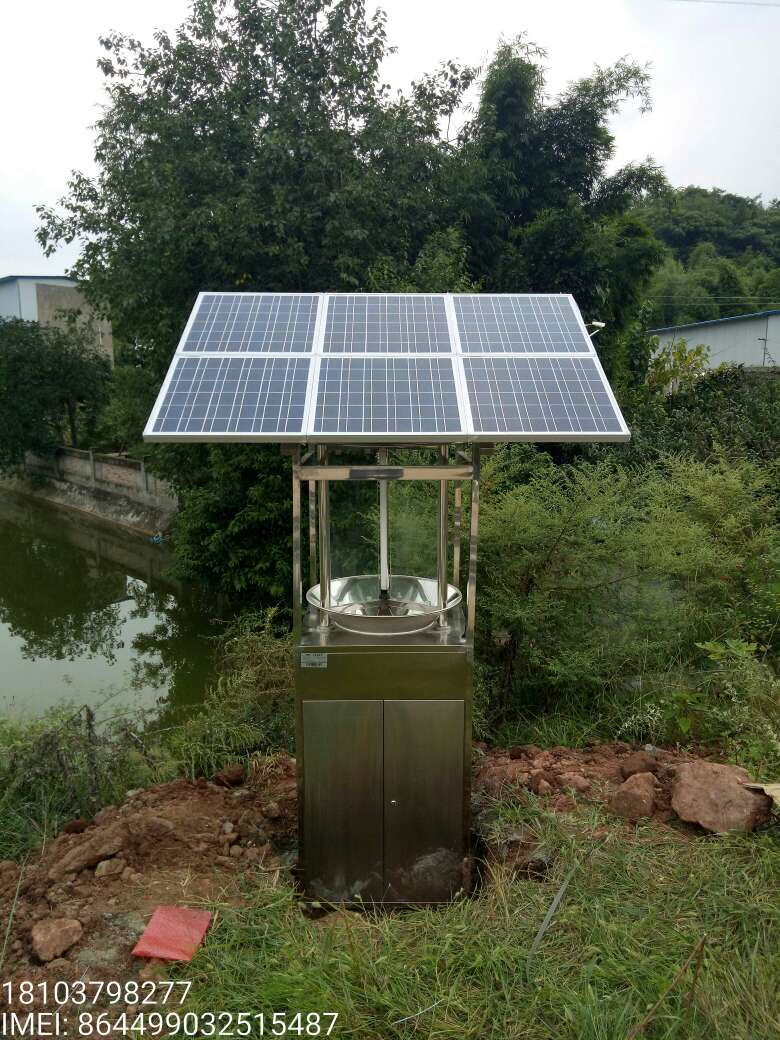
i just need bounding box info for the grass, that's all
[178,799,780,1040]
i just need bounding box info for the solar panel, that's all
[464,356,623,435]
[454,294,591,353]
[143,292,629,443]
[313,357,462,435]
[323,295,450,353]
[148,355,310,436]
[182,293,319,353]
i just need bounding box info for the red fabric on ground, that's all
[132,906,213,962]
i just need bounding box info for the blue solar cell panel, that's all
[182,293,318,353]
[313,357,462,434]
[323,295,450,353]
[150,356,310,435]
[463,356,623,434]
[454,294,590,353]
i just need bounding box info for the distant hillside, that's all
[632,187,780,328]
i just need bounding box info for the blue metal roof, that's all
[650,309,780,335]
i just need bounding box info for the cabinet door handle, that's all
[389,799,398,806]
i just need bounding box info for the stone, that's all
[93,807,117,826]
[48,958,70,972]
[126,815,175,839]
[213,765,246,788]
[31,918,83,962]
[229,844,244,858]
[671,761,772,833]
[61,818,91,835]
[609,772,656,821]
[509,744,542,760]
[530,770,555,794]
[48,824,127,880]
[262,801,282,819]
[237,810,270,844]
[222,821,234,835]
[138,958,168,981]
[620,751,659,779]
[95,857,127,879]
[535,779,553,796]
[77,945,120,968]
[559,772,591,793]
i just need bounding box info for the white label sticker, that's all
[301,652,328,669]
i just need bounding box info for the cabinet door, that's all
[383,699,465,902]
[302,700,383,902]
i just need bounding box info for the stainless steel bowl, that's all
[306,574,463,636]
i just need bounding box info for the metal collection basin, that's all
[306,574,462,636]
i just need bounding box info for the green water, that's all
[0,491,219,722]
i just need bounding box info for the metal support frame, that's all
[378,449,390,594]
[299,463,472,482]
[308,478,317,590]
[437,446,448,623]
[465,446,480,639]
[453,483,462,587]
[292,447,302,639]
[317,445,331,626]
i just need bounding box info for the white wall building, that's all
[650,309,779,369]
[0,274,113,361]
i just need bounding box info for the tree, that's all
[0,318,110,469]
[37,3,669,602]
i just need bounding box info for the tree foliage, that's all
[37,2,670,601]
[0,318,111,469]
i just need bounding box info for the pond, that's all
[0,490,220,723]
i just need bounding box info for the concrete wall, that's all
[25,448,177,516]
[654,313,779,368]
[36,284,114,362]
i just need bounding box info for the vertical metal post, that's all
[291,447,302,640]
[317,445,330,626]
[452,483,462,588]
[466,446,481,639]
[438,445,448,623]
[308,478,317,591]
[378,448,390,594]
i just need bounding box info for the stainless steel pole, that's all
[378,449,390,594]
[438,445,448,624]
[317,445,330,626]
[466,446,480,639]
[291,447,302,640]
[452,482,462,588]
[308,477,317,591]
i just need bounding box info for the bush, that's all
[476,451,780,733]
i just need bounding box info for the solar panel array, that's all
[145,292,629,442]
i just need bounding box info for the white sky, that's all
[1,0,778,275]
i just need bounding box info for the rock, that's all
[31,918,83,962]
[620,751,658,779]
[262,800,281,819]
[509,744,542,760]
[122,867,135,882]
[49,825,127,880]
[61,818,91,835]
[212,765,246,788]
[535,779,553,796]
[124,789,142,801]
[222,821,234,835]
[77,945,120,968]
[48,958,70,972]
[95,857,127,879]
[609,772,656,821]
[671,761,772,833]
[229,844,244,858]
[131,873,144,883]
[237,810,270,844]
[530,770,555,794]
[559,772,591,793]
[126,815,175,839]
[93,807,117,826]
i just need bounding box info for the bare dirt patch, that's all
[0,754,297,1011]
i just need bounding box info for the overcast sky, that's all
[2,0,778,276]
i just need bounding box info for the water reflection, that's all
[0,491,217,720]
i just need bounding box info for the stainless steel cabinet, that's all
[301,699,466,903]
